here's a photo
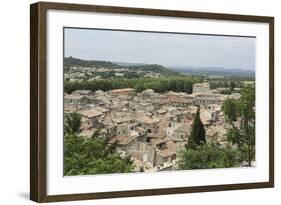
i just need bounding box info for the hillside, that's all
[64,56,119,68]
[128,64,180,76]
[172,66,255,79]
[64,57,181,78]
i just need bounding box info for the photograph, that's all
[63,28,256,176]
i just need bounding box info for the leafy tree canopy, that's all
[222,98,239,122]
[223,85,255,166]
[64,112,81,135]
[64,76,201,94]
[177,143,241,170]
[64,134,134,176]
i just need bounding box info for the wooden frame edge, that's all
[30,1,274,202]
[30,2,48,202]
[40,181,273,203]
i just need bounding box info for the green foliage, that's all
[209,80,246,90]
[64,76,201,94]
[219,89,232,95]
[187,107,206,149]
[64,112,81,135]
[177,143,241,170]
[64,134,134,176]
[64,56,119,68]
[230,81,235,92]
[222,98,239,122]
[224,85,255,166]
[209,80,230,89]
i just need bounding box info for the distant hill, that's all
[64,56,120,68]
[113,61,146,67]
[64,57,180,76]
[128,64,180,76]
[64,57,254,79]
[172,66,255,79]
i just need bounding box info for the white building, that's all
[192,82,210,94]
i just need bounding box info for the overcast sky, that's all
[64,28,256,70]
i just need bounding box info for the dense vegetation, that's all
[209,80,249,90]
[177,85,255,169]
[64,112,81,135]
[186,107,206,149]
[64,134,134,175]
[64,112,134,176]
[178,107,240,170]
[222,85,256,166]
[177,143,241,169]
[64,76,202,94]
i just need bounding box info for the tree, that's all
[229,81,235,92]
[187,107,206,149]
[222,98,239,122]
[64,134,134,175]
[64,112,81,135]
[224,85,255,166]
[177,143,241,170]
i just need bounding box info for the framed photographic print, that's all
[30,1,274,202]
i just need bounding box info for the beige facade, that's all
[192,82,210,94]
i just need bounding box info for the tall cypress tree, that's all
[187,106,206,149]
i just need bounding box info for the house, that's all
[150,95,170,108]
[194,93,223,106]
[165,122,190,144]
[94,106,109,113]
[135,115,160,134]
[108,88,135,96]
[137,89,157,101]
[78,108,103,128]
[192,82,210,94]
[108,134,139,153]
[79,108,103,119]
[103,124,117,139]
[64,103,80,113]
[129,142,156,167]
[166,91,180,100]
[200,109,219,124]
[94,90,106,96]
[172,123,190,142]
[116,123,130,136]
[64,94,89,104]
[154,140,177,166]
[206,125,227,145]
[169,97,193,107]
[72,90,94,96]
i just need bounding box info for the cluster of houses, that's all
[65,65,163,81]
[64,82,241,172]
